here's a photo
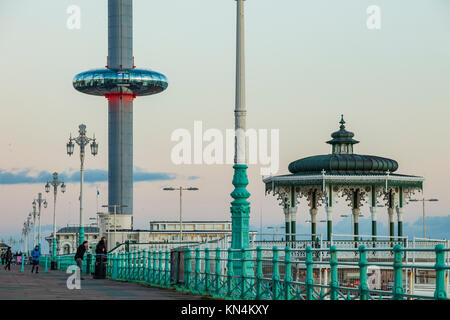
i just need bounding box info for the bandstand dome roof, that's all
[288,115,399,175]
[288,154,398,175]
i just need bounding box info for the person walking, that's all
[31,245,41,273]
[3,247,12,271]
[75,241,88,280]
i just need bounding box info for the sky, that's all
[0,0,450,247]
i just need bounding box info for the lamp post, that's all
[24,214,32,255]
[45,172,66,265]
[409,198,439,238]
[162,187,199,243]
[33,193,47,249]
[340,213,363,239]
[102,204,127,247]
[30,209,37,248]
[267,226,285,241]
[67,124,98,245]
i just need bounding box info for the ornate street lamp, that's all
[45,172,66,266]
[67,124,98,245]
[162,187,199,244]
[33,193,47,249]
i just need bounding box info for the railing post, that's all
[44,256,48,273]
[329,245,339,300]
[358,245,368,300]
[255,246,263,300]
[284,246,292,300]
[240,248,249,300]
[184,248,192,290]
[305,246,314,300]
[226,248,234,298]
[214,247,221,296]
[392,244,404,300]
[205,248,211,294]
[158,250,163,285]
[272,246,280,300]
[112,253,118,279]
[142,249,147,282]
[165,250,170,288]
[21,254,25,273]
[126,252,131,281]
[145,250,150,284]
[152,250,157,285]
[194,248,201,293]
[434,244,447,299]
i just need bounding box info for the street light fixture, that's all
[67,124,98,245]
[162,186,199,243]
[409,198,439,238]
[45,172,66,265]
[33,193,47,249]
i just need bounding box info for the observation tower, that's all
[73,0,168,222]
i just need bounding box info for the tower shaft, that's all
[108,0,133,70]
[108,0,134,217]
[108,94,134,215]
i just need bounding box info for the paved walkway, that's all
[0,264,203,300]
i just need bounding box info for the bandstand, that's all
[264,116,424,242]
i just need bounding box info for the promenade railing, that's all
[102,243,449,300]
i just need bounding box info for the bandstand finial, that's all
[340,114,345,129]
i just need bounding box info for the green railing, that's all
[54,253,96,275]
[103,244,449,300]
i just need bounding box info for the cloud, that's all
[0,168,182,184]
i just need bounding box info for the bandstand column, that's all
[352,208,360,241]
[283,205,291,242]
[290,207,297,242]
[326,184,333,242]
[370,207,377,241]
[310,208,318,242]
[388,189,395,240]
[351,190,361,241]
[397,187,404,240]
[370,186,377,241]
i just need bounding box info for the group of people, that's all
[75,237,107,280]
[1,236,107,276]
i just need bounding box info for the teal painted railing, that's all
[53,253,96,275]
[102,244,449,300]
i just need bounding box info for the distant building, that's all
[45,226,99,255]
[46,220,252,254]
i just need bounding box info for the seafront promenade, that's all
[0,265,202,300]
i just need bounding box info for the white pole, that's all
[38,193,42,248]
[79,152,85,245]
[422,199,426,239]
[53,187,57,256]
[114,205,117,247]
[180,187,183,243]
[235,0,247,166]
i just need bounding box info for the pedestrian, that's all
[95,237,107,255]
[75,241,88,280]
[31,245,41,273]
[1,252,5,265]
[3,247,12,271]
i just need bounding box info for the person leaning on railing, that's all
[75,241,88,280]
